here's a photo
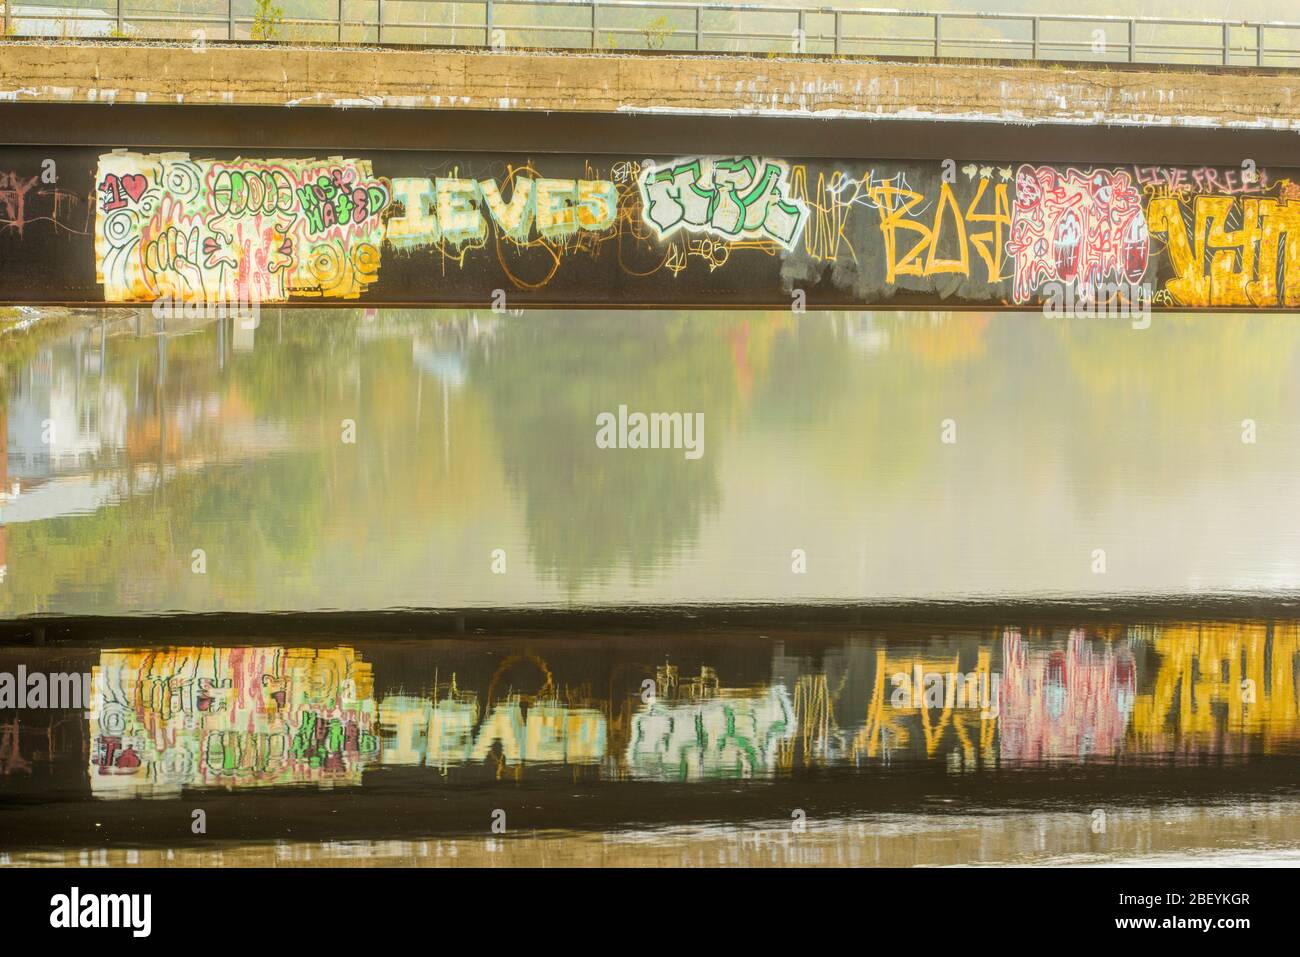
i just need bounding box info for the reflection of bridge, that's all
[1132,623,1300,753]
[57,623,1300,797]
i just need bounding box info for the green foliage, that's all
[251,0,284,41]
[640,14,674,50]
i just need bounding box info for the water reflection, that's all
[89,647,378,797]
[1000,628,1135,762]
[4,621,1299,864]
[13,802,1300,868]
[6,308,1300,613]
[4,621,1282,799]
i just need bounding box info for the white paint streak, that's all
[613,102,1300,132]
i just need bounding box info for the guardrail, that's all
[4,1,1300,69]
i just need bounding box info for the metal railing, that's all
[4,1,1300,69]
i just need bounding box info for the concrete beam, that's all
[2,40,1300,130]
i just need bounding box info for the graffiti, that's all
[625,666,795,781]
[1133,164,1269,199]
[791,167,859,264]
[99,171,148,211]
[867,172,1011,285]
[94,151,389,303]
[1,168,91,237]
[3,146,1300,309]
[638,156,809,250]
[1,170,40,237]
[775,165,1014,302]
[1147,190,1300,307]
[54,625,1300,797]
[87,647,377,797]
[378,689,606,768]
[852,647,999,763]
[1131,623,1300,753]
[296,168,387,234]
[0,719,31,775]
[1007,165,1149,304]
[999,629,1135,762]
[663,236,737,274]
[385,174,616,250]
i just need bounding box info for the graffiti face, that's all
[1014,168,1041,210]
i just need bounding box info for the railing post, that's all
[1257,22,1265,67]
[1223,21,1231,65]
[1128,18,1135,62]
[695,5,702,51]
[1031,15,1039,59]
[833,10,840,55]
[590,0,597,50]
[118,0,124,36]
[486,0,494,48]
[337,0,342,43]
[797,8,806,53]
[227,0,234,40]
[934,13,941,57]
[377,0,385,44]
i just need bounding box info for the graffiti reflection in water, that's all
[71,622,1300,799]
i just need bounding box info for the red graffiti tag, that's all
[100,172,148,211]
[1007,165,1149,304]
[0,171,38,235]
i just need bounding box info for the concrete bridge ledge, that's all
[1,39,1299,130]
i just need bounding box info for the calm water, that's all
[1,622,1298,865]
[4,308,1299,864]
[5,307,1300,615]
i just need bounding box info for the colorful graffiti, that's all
[386,174,617,249]
[1130,622,1300,754]
[95,151,389,302]
[87,646,377,797]
[378,688,607,768]
[82,649,786,790]
[624,665,795,781]
[851,646,1000,765]
[0,147,1293,308]
[1147,192,1300,307]
[637,156,809,250]
[52,622,1300,796]
[998,628,1135,762]
[1007,165,1149,304]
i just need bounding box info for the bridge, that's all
[3,5,1300,311]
